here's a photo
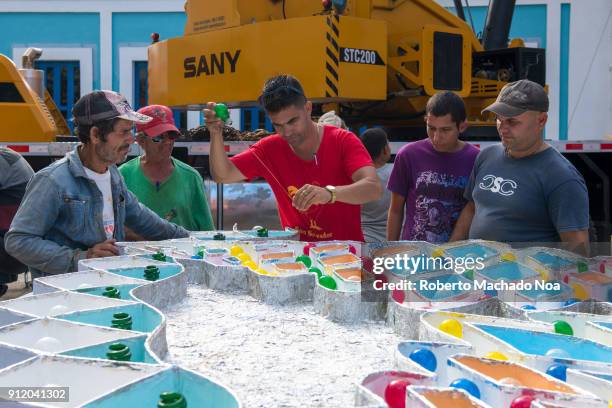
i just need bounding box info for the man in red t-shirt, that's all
[204,74,382,241]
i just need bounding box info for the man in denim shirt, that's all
[5,91,189,277]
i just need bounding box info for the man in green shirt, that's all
[119,105,214,232]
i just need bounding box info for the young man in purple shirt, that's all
[387,92,479,243]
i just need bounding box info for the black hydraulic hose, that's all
[453,0,466,21]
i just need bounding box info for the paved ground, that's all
[1,273,32,301]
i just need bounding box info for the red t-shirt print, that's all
[231,125,373,241]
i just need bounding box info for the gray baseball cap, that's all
[482,79,549,117]
[72,90,152,126]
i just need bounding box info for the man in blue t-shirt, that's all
[450,80,590,255]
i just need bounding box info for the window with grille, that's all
[35,60,80,132]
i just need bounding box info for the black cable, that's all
[396,73,409,91]
[465,0,477,36]
[282,0,287,19]
[453,0,466,21]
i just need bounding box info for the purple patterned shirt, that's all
[387,139,479,243]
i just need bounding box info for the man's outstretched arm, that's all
[559,230,590,257]
[387,192,406,241]
[449,200,475,242]
[203,103,247,184]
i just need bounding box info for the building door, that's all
[35,60,80,133]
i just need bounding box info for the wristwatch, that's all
[325,185,337,204]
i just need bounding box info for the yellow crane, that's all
[0,48,70,142]
[147,0,544,134]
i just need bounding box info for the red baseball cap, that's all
[135,105,180,137]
